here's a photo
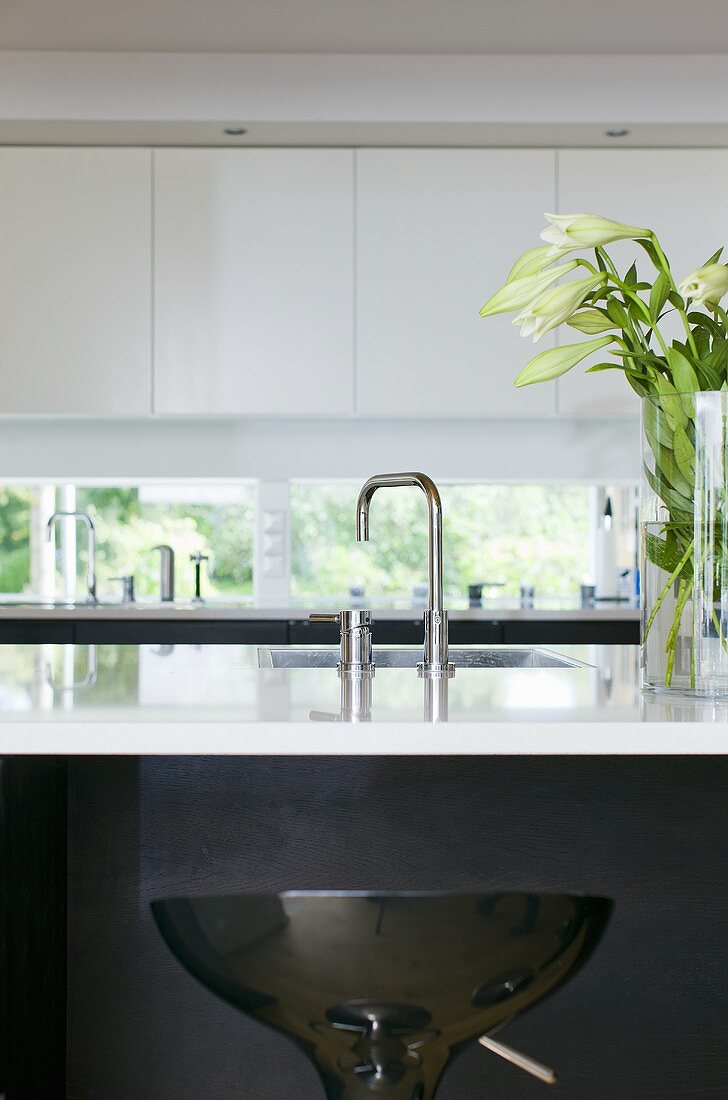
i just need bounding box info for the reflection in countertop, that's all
[0,643,724,756]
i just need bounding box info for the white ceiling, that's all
[2,0,728,54]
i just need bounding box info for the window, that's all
[0,482,254,602]
[75,483,254,601]
[290,482,593,604]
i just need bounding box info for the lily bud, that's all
[512,273,606,342]
[506,244,557,283]
[540,213,651,255]
[514,335,615,387]
[480,260,578,318]
[678,263,728,307]
[567,308,615,335]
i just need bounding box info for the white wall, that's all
[0,417,639,483]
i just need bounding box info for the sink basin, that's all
[258,646,587,670]
[152,890,612,1099]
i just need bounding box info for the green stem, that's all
[665,578,693,688]
[595,248,669,359]
[643,538,695,644]
[574,257,599,276]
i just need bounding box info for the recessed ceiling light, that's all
[605,128,630,139]
[223,127,248,136]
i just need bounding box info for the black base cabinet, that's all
[2,755,726,1099]
[0,758,67,1100]
[0,616,639,647]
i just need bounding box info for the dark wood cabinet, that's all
[0,616,638,647]
[2,754,725,1099]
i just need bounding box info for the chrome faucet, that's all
[45,511,97,603]
[153,544,175,602]
[356,472,454,677]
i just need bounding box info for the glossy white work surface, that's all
[0,643,723,756]
[0,600,639,621]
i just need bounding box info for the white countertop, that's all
[0,643,723,755]
[0,600,639,621]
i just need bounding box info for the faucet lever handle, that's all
[478,1034,557,1086]
[309,610,374,674]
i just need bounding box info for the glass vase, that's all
[641,390,728,695]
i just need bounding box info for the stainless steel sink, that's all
[258,647,587,670]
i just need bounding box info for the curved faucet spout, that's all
[356,472,444,612]
[46,511,97,603]
[355,472,452,675]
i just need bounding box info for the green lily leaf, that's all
[688,311,722,337]
[649,272,671,321]
[666,347,699,393]
[672,422,696,485]
[637,238,662,270]
[624,292,653,327]
[645,531,692,574]
[626,373,650,397]
[644,464,694,520]
[707,337,728,381]
[606,298,630,328]
[695,356,722,391]
[702,246,724,268]
[655,367,695,429]
[644,397,673,451]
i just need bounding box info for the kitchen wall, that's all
[1,50,724,492]
[0,417,640,482]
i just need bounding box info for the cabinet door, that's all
[557,150,728,416]
[356,150,557,417]
[0,148,152,415]
[154,150,355,415]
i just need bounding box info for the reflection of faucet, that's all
[356,473,454,677]
[153,544,175,602]
[309,672,373,723]
[46,644,98,691]
[423,676,449,723]
[45,511,97,603]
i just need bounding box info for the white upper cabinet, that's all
[153,149,355,415]
[557,150,728,416]
[356,150,557,417]
[0,148,152,415]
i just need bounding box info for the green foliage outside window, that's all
[290,483,590,602]
[75,487,254,600]
[0,487,33,593]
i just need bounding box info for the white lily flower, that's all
[514,335,615,387]
[479,260,578,318]
[540,213,651,256]
[678,263,728,307]
[506,244,557,284]
[512,273,606,342]
[567,308,615,335]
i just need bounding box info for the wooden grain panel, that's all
[66,756,728,1099]
[1,757,67,1100]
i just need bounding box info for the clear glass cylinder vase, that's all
[641,390,728,695]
